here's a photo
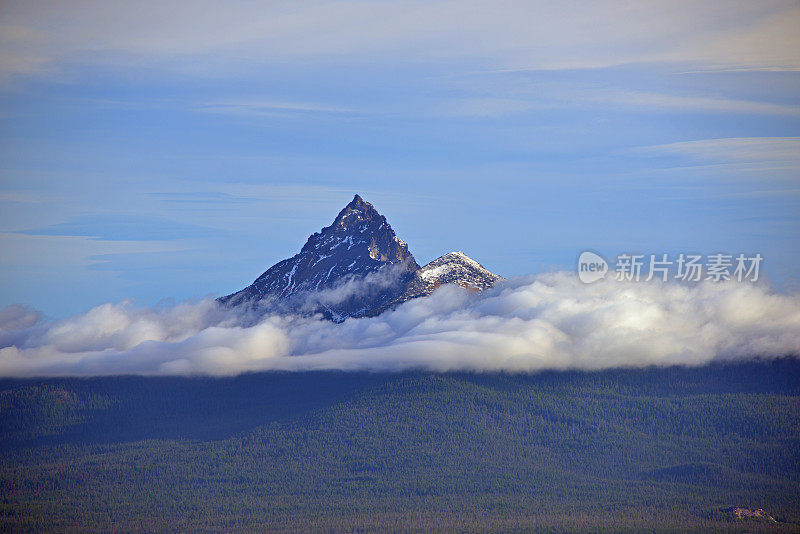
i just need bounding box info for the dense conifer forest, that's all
[1,359,799,532]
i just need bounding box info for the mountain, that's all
[219,194,501,320]
[404,251,502,298]
[219,194,419,320]
[370,251,503,315]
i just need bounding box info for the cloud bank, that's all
[1,272,799,377]
[1,0,798,81]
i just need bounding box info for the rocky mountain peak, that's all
[330,194,378,230]
[219,195,501,322]
[409,251,501,296]
[220,194,419,321]
[298,194,415,266]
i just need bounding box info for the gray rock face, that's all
[219,195,501,321]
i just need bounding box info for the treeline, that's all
[1,358,798,532]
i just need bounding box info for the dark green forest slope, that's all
[1,359,799,532]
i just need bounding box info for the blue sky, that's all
[1,0,799,318]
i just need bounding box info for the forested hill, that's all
[1,359,799,532]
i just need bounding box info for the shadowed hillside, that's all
[1,359,799,532]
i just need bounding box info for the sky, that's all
[1,0,799,319]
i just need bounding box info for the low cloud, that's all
[1,272,799,377]
[297,262,412,314]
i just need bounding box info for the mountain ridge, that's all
[219,194,501,320]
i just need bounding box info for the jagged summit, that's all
[219,194,418,321]
[298,194,414,265]
[219,195,501,321]
[328,194,376,231]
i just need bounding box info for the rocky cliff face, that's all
[219,195,501,321]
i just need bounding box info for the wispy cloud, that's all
[149,192,256,205]
[437,97,549,118]
[18,214,229,241]
[595,92,800,117]
[0,1,798,81]
[196,100,357,117]
[0,191,59,204]
[643,137,800,167]
[438,90,800,119]
[720,188,800,199]
[0,232,180,269]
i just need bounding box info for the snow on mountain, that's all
[418,251,501,289]
[219,195,501,321]
[387,251,503,308]
[219,194,418,321]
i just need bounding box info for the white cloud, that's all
[595,92,800,117]
[438,91,800,119]
[438,97,549,118]
[196,100,357,117]
[0,191,59,204]
[644,137,800,167]
[0,233,181,270]
[1,272,798,376]
[0,0,798,81]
